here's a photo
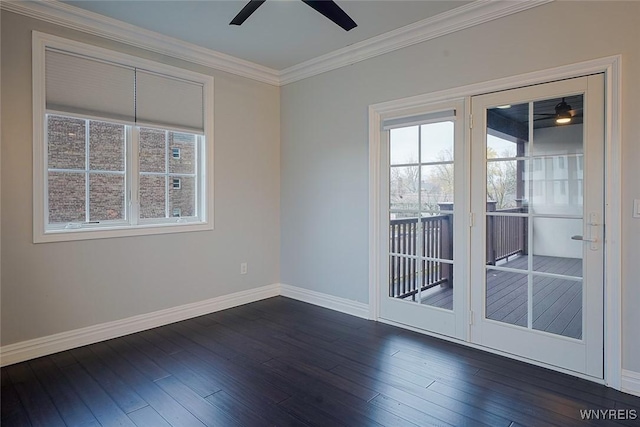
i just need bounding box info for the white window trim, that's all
[32,31,214,243]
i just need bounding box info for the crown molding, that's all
[2,0,553,87]
[279,0,554,85]
[0,0,281,86]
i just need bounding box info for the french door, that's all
[378,75,605,378]
[379,100,467,339]
[469,75,605,378]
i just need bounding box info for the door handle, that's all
[572,235,597,242]
[573,212,600,251]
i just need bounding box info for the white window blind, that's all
[45,49,204,133]
[136,70,204,133]
[382,109,456,131]
[46,49,136,122]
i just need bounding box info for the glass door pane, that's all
[483,94,587,337]
[388,120,455,310]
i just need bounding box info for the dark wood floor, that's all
[422,255,583,339]
[2,297,639,427]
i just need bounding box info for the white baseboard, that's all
[0,283,280,367]
[621,370,640,397]
[279,283,369,319]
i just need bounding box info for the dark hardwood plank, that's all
[87,341,208,427]
[61,362,137,427]
[70,345,148,414]
[105,338,171,381]
[29,356,98,426]
[137,328,184,356]
[160,321,300,417]
[49,349,79,368]
[127,405,172,427]
[6,362,67,427]
[265,359,417,427]
[2,296,638,427]
[126,332,222,398]
[1,383,33,427]
[330,363,508,427]
[369,393,454,427]
[206,390,309,427]
[1,365,12,386]
[427,379,592,427]
[278,395,352,427]
[154,375,242,427]
[154,327,292,406]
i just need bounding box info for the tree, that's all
[390,159,420,211]
[486,147,518,210]
[429,149,454,197]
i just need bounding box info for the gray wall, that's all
[1,12,281,345]
[280,1,640,372]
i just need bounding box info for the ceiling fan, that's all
[230,0,357,31]
[534,98,582,124]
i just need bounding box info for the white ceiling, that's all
[62,0,472,70]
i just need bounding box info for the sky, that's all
[390,121,516,165]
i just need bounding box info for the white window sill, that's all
[34,221,213,243]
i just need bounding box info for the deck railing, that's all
[389,215,452,299]
[486,207,527,265]
[389,206,526,299]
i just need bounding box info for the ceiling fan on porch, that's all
[534,97,582,125]
[230,0,357,31]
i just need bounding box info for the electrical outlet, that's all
[240,262,248,275]
[634,199,640,218]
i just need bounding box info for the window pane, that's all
[140,175,166,219]
[48,115,85,170]
[530,156,583,215]
[139,128,166,173]
[487,103,529,157]
[421,164,453,211]
[390,126,418,165]
[48,172,85,223]
[169,176,195,217]
[169,132,196,174]
[89,121,125,171]
[390,166,420,211]
[485,268,528,328]
[89,173,125,221]
[532,275,582,339]
[420,121,453,163]
[486,159,526,210]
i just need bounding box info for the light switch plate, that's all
[634,199,640,218]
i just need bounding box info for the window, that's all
[47,116,126,225]
[33,32,213,242]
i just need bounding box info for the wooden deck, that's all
[418,255,583,339]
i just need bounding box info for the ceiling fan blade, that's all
[302,0,357,31]
[230,0,266,26]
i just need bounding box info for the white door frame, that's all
[368,55,622,388]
